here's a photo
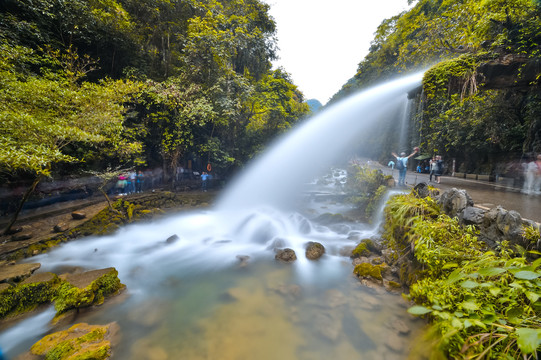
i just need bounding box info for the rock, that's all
[53,223,69,233]
[388,317,411,335]
[271,284,301,299]
[165,234,179,244]
[56,267,125,315]
[71,211,87,220]
[385,332,407,353]
[438,188,473,218]
[325,289,347,308]
[4,226,22,235]
[313,213,353,225]
[314,312,342,341]
[10,233,33,241]
[236,255,250,267]
[339,245,355,256]
[461,206,485,225]
[352,257,370,266]
[266,237,286,251]
[413,182,430,198]
[305,241,325,260]
[30,322,119,360]
[0,262,41,284]
[275,248,297,263]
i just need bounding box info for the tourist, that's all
[201,171,209,191]
[535,154,541,194]
[429,156,436,182]
[387,160,395,169]
[136,170,144,193]
[434,155,444,184]
[116,174,127,195]
[522,155,537,195]
[391,147,419,186]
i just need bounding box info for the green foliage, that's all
[346,165,391,218]
[384,191,541,358]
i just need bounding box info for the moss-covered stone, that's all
[31,322,118,360]
[353,263,384,281]
[351,239,379,258]
[0,272,61,319]
[55,268,125,316]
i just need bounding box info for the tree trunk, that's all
[3,175,43,235]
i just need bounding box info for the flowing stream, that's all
[0,72,430,360]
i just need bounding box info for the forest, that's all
[332,0,541,175]
[0,0,310,204]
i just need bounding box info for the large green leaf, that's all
[516,328,541,354]
[514,271,540,280]
[407,305,432,315]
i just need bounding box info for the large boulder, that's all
[461,206,486,226]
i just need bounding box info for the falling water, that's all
[397,97,412,153]
[1,72,429,360]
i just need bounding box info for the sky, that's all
[262,0,411,105]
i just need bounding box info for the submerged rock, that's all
[0,262,41,284]
[305,241,325,260]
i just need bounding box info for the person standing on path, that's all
[391,147,419,186]
[434,155,444,184]
[429,156,436,182]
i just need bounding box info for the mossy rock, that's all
[55,268,125,316]
[351,239,380,258]
[31,322,119,360]
[353,263,385,281]
[0,272,61,319]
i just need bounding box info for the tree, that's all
[0,42,141,234]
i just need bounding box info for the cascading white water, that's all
[1,72,427,360]
[216,71,424,211]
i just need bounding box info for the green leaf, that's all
[514,271,540,280]
[460,280,479,289]
[446,268,465,284]
[477,267,506,276]
[489,287,502,296]
[442,262,458,269]
[407,306,433,315]
[461,301,479,311]
[516,328,541,354]
[526,291,540,303]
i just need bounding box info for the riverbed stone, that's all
[53,223,69,233]
[387,317,411,335]
[165,234,179,244]
[305,241,325,260]
[275,248,297,262]
[385,332,407,353]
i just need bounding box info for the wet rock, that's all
[53,223,69,233]
[438,188,473,218]
[480,206,526,247]
[56,267,125,315]
[305,241,325,260]
[461,206,485,225]
[30,322,119,360]
[10,233,33,241]
[347,231,362,241]
[71,211,87,220]
[275,248,297,263]
[236,255,250,267]
[165,234,179,244]
[0,262,41,284]
[352,256,370,266]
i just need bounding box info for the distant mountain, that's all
[305,99,323,112]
